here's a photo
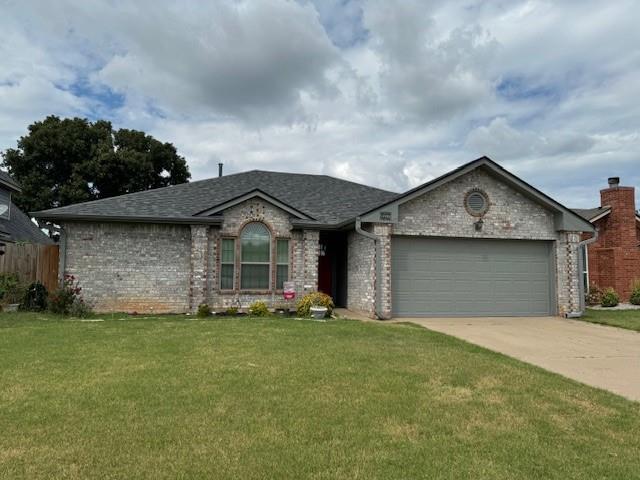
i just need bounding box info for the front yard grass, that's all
[582,308,640,332]
[1,312,639,479]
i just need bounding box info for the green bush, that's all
[600,287,619,308]
[68,298,93,318]
[49,274,83,315]
[0,273,27,305]
[225,306,239,316]
[630,280,640,305]
[21,281,48,311]
[248,300,270,317]
[197,303,211,317]
[296,292,334,317]
[585,284,603,306]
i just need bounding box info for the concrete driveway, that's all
[404,316,640,402]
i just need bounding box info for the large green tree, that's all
[1,116,191,216]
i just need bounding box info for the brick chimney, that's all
[600,178,636,249]
[597,177,639,299]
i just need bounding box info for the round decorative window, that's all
[464,190,489,216]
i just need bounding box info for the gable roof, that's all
[0,202,53,244]
[572,207,611,222]
[360,156,594,232]
[33,170,399,226]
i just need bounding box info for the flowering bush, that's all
[49,274,83,315]
[296,292,334,317]
[69,297,93,318]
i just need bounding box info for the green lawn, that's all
[582,308,640,332]
[1,313,639,479]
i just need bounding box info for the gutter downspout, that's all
[355,217,384,319]
[566,228,598,318]
[58,224,67,287]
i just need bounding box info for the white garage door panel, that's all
[391,237,554,317]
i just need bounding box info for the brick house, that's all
[573,177,640,301]
[34,157,593,318]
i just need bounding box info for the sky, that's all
[1,0,639,208]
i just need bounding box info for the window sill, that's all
[216,290,280,295]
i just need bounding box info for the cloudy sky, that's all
[2,0,639,207]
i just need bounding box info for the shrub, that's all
[585,284,603,306]
[197,303,211,317]
[296,292,334,317]
[225,306,239,316]
[68,297,93,318]
[21,281,48,311]
[600,287,619,308]
[249,300,270,317]
[49,274,83,315]
[0,273,27,305]
[630,280,640,305]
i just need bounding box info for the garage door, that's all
[391,237,554,317]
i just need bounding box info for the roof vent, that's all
[218,163,224,177]
[608,177,620,187]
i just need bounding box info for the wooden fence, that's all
[0,243,59,292]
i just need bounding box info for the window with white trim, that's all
[240,222,271,289]
[220,238,235,290]
[276,239,289,289]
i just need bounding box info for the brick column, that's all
[373,223,392,319]
[189,225,209,311]
[302,229,320,293]
[556,231,581,315]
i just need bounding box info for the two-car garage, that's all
[391,237,555,317]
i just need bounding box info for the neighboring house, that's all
[33,157,593,318]
[0,171,53,245]
[573,177,640,301]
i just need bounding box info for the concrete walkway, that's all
[402,316,640,402]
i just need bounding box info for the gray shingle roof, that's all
[572,207,610,221]
[0,202,54,244]
[0,170,21,192]
[33,170,400,226]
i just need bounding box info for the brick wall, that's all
[63,222,191,313]
[394,168,557,239]
[584,184,640,300]
[373,223,392,319]
[61,198,322,313]
[347,230,375,316]
[556,232,582,315]
[190,225,209,310]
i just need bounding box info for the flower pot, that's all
[310,306,328,319]
[5,303,19,312]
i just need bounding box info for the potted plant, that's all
[309,304,328,319]
[0,274,25,312]
[296,292,334,320]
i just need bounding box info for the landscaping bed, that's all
[1,312,639,479]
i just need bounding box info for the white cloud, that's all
[1,0,640,208]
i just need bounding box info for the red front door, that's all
[318,252,332,296]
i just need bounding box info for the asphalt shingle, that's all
[572,207,610,221]
[34,170,400,225]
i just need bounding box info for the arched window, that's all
[240,222,271,289]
